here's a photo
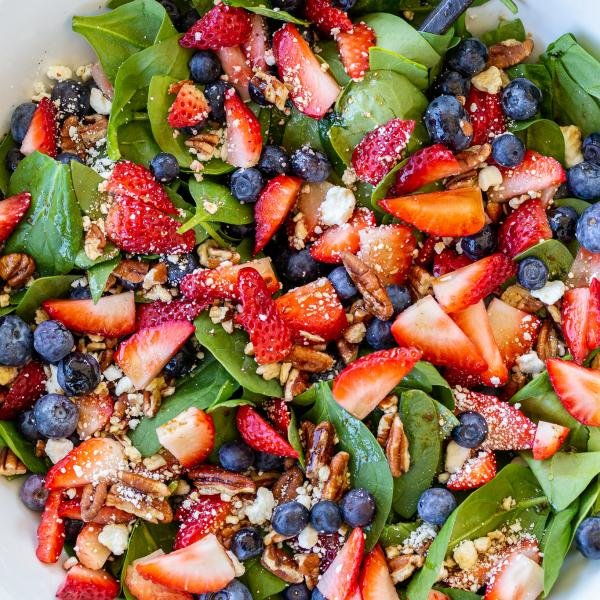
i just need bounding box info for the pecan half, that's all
[80,482,109,523]
[455,147,491,174]
[297,553,320,589]
[60,116,85,157]
[106,484,173,523]
[322,451,350,502]
[445,170,478,190]
[535,319,559,360]
[377,412,395,446]
[79,114,108,148]
[305,422,335,485]
[0,253,36,288]
[408,265,433,300]
[389,554,424,584]
[284,369,309,401]
[299,421,316,453]
[488,38,534,69]
[189,465,256,496]
[336,338,359,365]
[117,471,171,498]
[0,447,26,476]
[273,466,304,502]
[185,131,220,161]
[114,259,149,286]
[386,415,410,477]
[500,284,544,314]
[288,346,335,373]
[261,545,304,584]
[84,224,107,261]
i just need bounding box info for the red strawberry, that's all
[561,287,591,364]
[0,361,46,419]
[465,88,506,145]
[433,248,473,277]
[58,500,133,525]
[174,496,231,550]
[337,22,376,82]
[0,192,31,242]
[497,198,552,258]
[75,393,114,439]
[20,97,57,157]
[432,253,516,314]
[332,347,422,419]
[305,0,352,36]
[359,544,398,600]
[547,358,600,426]
[216,46,252,102]
[389,144,461,196]
[391,295,487,373]
[156,407,215,468]
[43,292,136,338]
[75,524,111,571]
[243,15,268,71]
[569,247,600,288]
[125,560,194,600]
[137,299,207,329]
[107,160,176,215]
[273,23,340,118]
[296,181,335,239]
[115,320,195,389]
[36,490,65,564]
[168,83,209,129]
[533,421,570,460]
[265,398,292,436]
[236,404,298,457]
[346,584,363,600]
[358,224,416,285]
[254,174,301,254]
[57,566,120,600]
[180,4,252,50]
[485,549,543,600]
[587,278,600,351]
[447,450,496,491]
[224,88,262,168]
[351,118,414,185]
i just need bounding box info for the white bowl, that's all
[0,0,599,597]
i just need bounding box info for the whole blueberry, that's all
[19,474,48,511]
[517,257,549,291]
[583,132,600,165]
[64,518,84,544]
[310,500,342,534]
[568,161,600,200]
[576,203,600,253]
[230,168,264,203]
[204,80,231,122]
[272,501,310,536]
[284,583,311,600]
[222,223,254,240]
[164,345,196,378]
[286,249,323,285]
[446,38,488,76]
[33,394,79,439]
[272,0,303,12]
[150,152,180,183]
[33,320,74,363]
[501,78,542,121]
[57,352,101,396]
[432,70,470,97]
[6,148,25,173]
[219,440,255,472]
[340,488,376,528]
[575,516,600,559]
[69,284,92,299]
[311,590,326,600]
[491,133,525,168]
[51,79,91,118]
[365,319,395,350]
[255,451,284,471]
[548,206,578,243]
[18,410,41,441]
[200,579,253,600]
[417,488,457,525]
[56,152,84,165]
[328,266,357,301]
[248,77,269,107]
[290,146,332,182]
[460,224,497,260]
[451,411,488,448]
[386,285,412,315]
[10,102,37,144]
[189,51,222,84]
[0,315,33,366]
[258,145,290,177]
[424,95,473,152]
[231,527,264,560]
[165,253,199,287]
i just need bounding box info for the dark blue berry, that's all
[69,284,92,299]
[583,133,600,165]
[290,146,332,182]
[33,320,74,363]
[57,352,101,396]
[166,253,199,287]
[219,440,255,472]
[575,516,600,559]
[567,161,600,200]
[549,206,578,243]
[150,152,180,183]
[222,223,254,240]
[18,410,41,442]
[365,319,395,350]
[204,80,231,122]
[386,285,412,315]
[51,79,91,118]
[19,474,48,511]
[6,148,24,173]
[340,488,376,528]
[432,70,470,97]
[460,224,497,260]
[417,488,457,525]
[272,501,310,536]
[255,451,284,471]
[310,500,342,533]
[64,519,83,544]
[446,38,488,76]
[451,411,488,448]
[0,315,33,366]
[424,95,472,152]
[501,78,542,121]
[33,394,79,439]
[284,583,311,600]
[311,590,326,600]
[56,152,84,165]
[517,257,549,291]
[272,0,303,12]
[230,168,264,203]
[286,249,323,285]
[189,51,222,84]
[10,102,36,144]
[576,203,600,253]
[199,580,253,600]
[176,8,200,33]
[231,527,264,560]
[491,133,525,168]
[258,145,290,177]
[328,266,357,301]
[164,345,196,378]
[248,77,269,107]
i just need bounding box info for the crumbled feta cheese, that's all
[297,525,319,549]
[103,365,123,382]
[46,65,73,82]
[453,540,478,570]
[45,438,74,464]
[478,165,503,192]
[227,551,246,576]
[76,64,93,82]
[515,351,545,375]
[45,364,63,395]
[244,488,275,525]
[98,524,129,556]
[560,125,584,168]
[445,441,472,474]
[471,66,504,95]
[319,186,356,226]
[473,536,491,553]
[530,280,566,305]
[115,376,135,396]
[90,87,112,115]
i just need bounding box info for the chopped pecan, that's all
[299,421,316,453]
[377,412,395,446]
[143,263,168,289]
[386,414,410,477]
[185,131,221,161]
[99,348,115,372]
[273,466,304,502]
[305,422,335,485]
[499,371,528,402]
[500,284,544,314]
[106,484,173,523]
[84,224,107,261]
[0,447,26,476]
[297,553,320,589]
[284,368,309,401]
[486,200,504,223]
[408,265,433,299]
[336,338,359,365]
[249,71,290,111]
[0,253,36,288]
[189,465,256,496]
[455,146,491,174]
[79,114,108,148]
[379,395,399,413]
[117,471,171,498]
[389,554,424,583]
[322,451,350,502]
[535,319,559,360]
[168,79,193,94]
[114,259,149,286]
[343,322,367,344]
[251,470,281,488]
[488,38,534,69]
[288,346,335,373]
[80,482,109,523]
[60,116,85,157]
[142,389,162,418]
[445,170,478,190]
[261,545,304,584]
[348,299,372,325]
[198,239,241,269]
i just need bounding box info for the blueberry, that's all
[311,590,326,600]
[386,285,412,315]
[18,410,41,441]
[258,145,290,177]
[548,206,578,243]
[446,38,488,76]
[51,79,91,118]
[340,488,376,528]
[501,78,542,121]
[57,352,101,396]
[432,70,470,97]
[255,451,284,471]
[290,146,332,182]
[231,527,264,560]
[33,394,79,439]
[286,249,323,285]
[424,95,472,152]
[33,320,74,364]
[491,133,525,168]
[272,0,303,12]
[200,580,253,600]
[222,223,254,240]
[56,152,84,165]
[576,203,600,253]
[310,500,342,534]
[230,168,264,203]
[567,161,600,200]
[575,516,600,559]
[272,501,310,536]
[417,488,456,525]
[451,411,488,448]
[517,257,549,291]
[165,253,199,287]
[460,224,497,260]
[10,102,36,144]
[335,0,357,8]
[6,148,24,173]
[150,152,180,183]
[365,319,395,350]
[204,80,231,122]
[64,519,84,544]
[164,345,196,378]
[19,474,48,511]
[189,51,222,84]
[284,583,311,600]
[0,315,33,366]
[249,77,269,107]
[328,267,357,301]
[69,284,92,299]
[583,133,600,165]
[219,440,255,472]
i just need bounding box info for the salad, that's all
[1,0,600,598]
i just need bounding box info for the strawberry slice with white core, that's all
[332,347,422,419]
[20,97,58,157]
[587,277,600,351]
[485,551,544,600]
[216,46,253,101]
[0,192,31,242]
[561,287,591,364]
[75,393,114,439]
[447,449,496,490]
[533,421,570,460]
[75,524,111,571]
[569,248,600,288]
[125,559,194,600]
[337,22,376,82]
[225,87,262,167]
[36,490,65,564]
[296,181,334,238]
[56,565,120,600]
[359,544,398,600]
[115,320,195,389]
[243,15,268,71]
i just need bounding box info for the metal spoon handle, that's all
[419,0,475,34]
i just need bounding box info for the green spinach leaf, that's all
[369,48,429,89]
[380,522,418,547]
[0,134,15,196]
[0,421,46,473]
[510,118,565,164]
[70,161,106,218]
[282,107,325,153]
[397,361,454,408]
[514,239,573,279]
[224,0,309,24]
[117,120,163,166]
[319,41,351,87]
[207,398,252,461]
[88,257,120,303]
[15,276,78,321]
[481,18,526,46]
[240,557,287,600]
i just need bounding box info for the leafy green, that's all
[380,522,418,547]
[15,276,78,321]
[554,197,591,216]
[352,0,437,15]
[319,41,351,87]
[240,557,287,600]
[435,589,481,600]
[0,134,15,196]
[481,18,526,46]
[117,119,163,166]
[397,361,454,408]
[88,257,120,303]
[70,161,106,218]
[282,107,325,153]
[207,398,252,461]
[224,0,309,25]
[420,27,455,57]
[510,118,565,164]
[0,421,46,473]
[368,48,429,90]
[514,239,573,279]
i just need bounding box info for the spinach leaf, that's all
[15,276,78,321]
[0,421,47,473]
[118,120,163,166]
[369,48,429,90]
[207,399,252,461]
[371,157,409,208]
[319,41,351,87]
[0,134,15,196]
[554,197,591,216]
[510,119,565,164]
[420,27,455,57]
[70,161,106,218]
[224,0,308,24]
[88,257,120,303]
[480,18,525,46]
[397,361,454,408]
[287,411,305,468]
[282,108,325,153]
[352,0,437,15]
[240,557,287,600]
[514,239,573,279]
[435,589,481,600]
[380,522,418,547]
[7,152,82,276]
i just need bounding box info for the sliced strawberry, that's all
[359,544,397,600]
[58,500,133,525]
[36,490,65,564]
[0,192,31,242]
[305,0,352,36]
[358,224,416,286]
[547,358,600,426]
[115,320,195,389]
[532,420,570,460]
[156,407,215,468]
[168,83,209,129]
[389,144,461,196]
[224,88,262,168]
[180,4,252,50]
[243,15,268,71]
[432,253,516,314]
[125,560,194,600]
[332,347,422,419]
[236,405,299,457]
[485,550,543,600]
[20,97,57,157]
[487,298,541,368]
[43,292,136,338]
[273,23,340,118]
[136,534,235,594]
[561,287,591,364]
[264,398,291,436]
[317,528,364,600]
[75,393,114,439]
[433,249,473,277]
[497,198,552,259]
[569,248,600,288]
[465,88,506,146]
[57,566,119,600]
[137,299,207,329]
[391,295,487,373]
[447,449,496,491]
[587,278,600,351]
[416,236,438,269]
[297,181,334,238]
[337,22,376,82]
[174,496,231,550]
[346,584,363,600]
[75,524,111,571]
[351,118,414,185]
[216,46,252,102]
[0,361,46,419]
